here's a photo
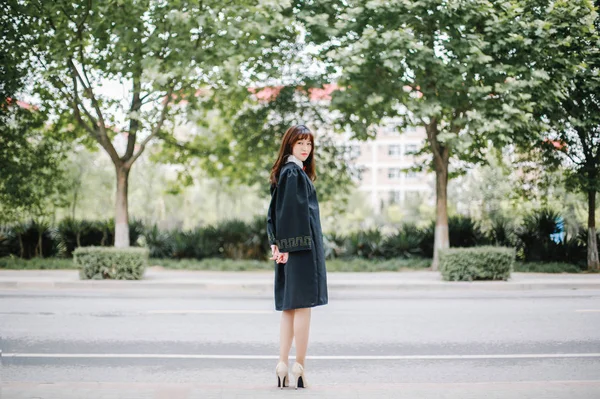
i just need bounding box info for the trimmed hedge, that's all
[74,247,148,280]
[439,246,515,281]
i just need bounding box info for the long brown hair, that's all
[269,125,317,185]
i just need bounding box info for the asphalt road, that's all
[1,288,599,398]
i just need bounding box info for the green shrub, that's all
[171,226,224,260]
[439,246,515,281]
[516,209,586,266]
[99,218,144,247]
[417,217,489,258]
[198,225,225,258]
[74,247,148,280]
[516,208,560,263]
[57,219,106,256]
[0,226,19,257]
[449,216,488,248]
[171,229,202,259]
[380,224,424,259]
[577,229,600,251]
[217,219,252,259]
[128,219,145,246]
[346,229,384,259]
[246,215,270,260]
[57,218,145,257]
[487,218,516,247]
[323,235,340,259]
[142,224,174,258]
[6,220,63,259]
[168,219,268,261]
[324,232,347,259]
[559,234,587,266]
[419,223,435,258]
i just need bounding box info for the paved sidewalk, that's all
[1,267,599,291]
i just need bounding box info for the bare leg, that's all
[279,309,295,364]
[293,307,312,366]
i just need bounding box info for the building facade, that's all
[343,125,433,212]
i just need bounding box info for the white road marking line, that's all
[4,353,600,360]
[576,309,600,312]
[146,310,273,314]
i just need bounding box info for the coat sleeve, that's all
[266,184,277,246]
[273,167,312,253]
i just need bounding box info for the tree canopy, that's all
[5,0,299,246]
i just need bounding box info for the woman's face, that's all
[292,137,312,162]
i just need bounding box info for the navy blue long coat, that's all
[267,162,328,311]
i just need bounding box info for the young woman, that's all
[266,124,328,389]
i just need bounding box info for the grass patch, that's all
[0,257,76,270]
[513,262,586,273]
[150,258,273,271]
[150,257,431,272]
[3,256,592,274]
[327,257,431,272]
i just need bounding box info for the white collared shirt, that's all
[286,154,303,168]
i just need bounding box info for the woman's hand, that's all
[270,245,280,261]
[270,245,289,264]
[276,252,289,264]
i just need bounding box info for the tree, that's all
[5,0,296,246]
[1,2,70,225]
[298,0,558,268]
[156,84,355,205]
[0,100,70,224]
[529,2,600,270]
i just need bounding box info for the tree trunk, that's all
[71,182,80,220]
[37,229,43,258]
[588,190,599,271]
[114,166,131,248]
[425,119,451,271]
[18,233,24,259]
[432,152,450,270]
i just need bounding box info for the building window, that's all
[406,170,417,178]
[388,168,402,179]
[388,145,401,157]
[405,144,418,154]
[389,190,402,204]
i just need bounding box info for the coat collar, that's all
[286,154,303,168]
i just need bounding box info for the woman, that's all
[266,124,328,389]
